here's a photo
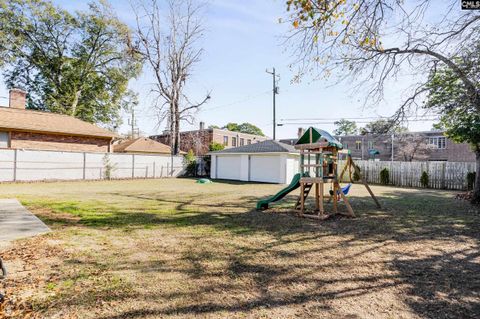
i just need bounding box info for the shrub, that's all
[380,168,390,185]
[420,171,429,188]
[102,154,116,180]
[202,155,211,176]
[183,149,197,177]
[467,172,476,190]
[209,142,225,152]
[353,164,361,182]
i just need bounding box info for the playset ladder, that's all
[295,182,313,210]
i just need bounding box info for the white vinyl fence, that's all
[0,149,185,182]
[338,160,477,190]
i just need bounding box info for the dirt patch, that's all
[0,236,67,318]
[0,179,478,318]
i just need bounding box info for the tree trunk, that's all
[472,149,480,205]
[174,113,180,155]
[169,107,175,156]
[71,90,81,116]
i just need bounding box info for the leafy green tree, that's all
[425,53,480,203]
[208,125,220,129]
[0,0,141,127]
[224,123,239,132]
[360,119,407,135]
[223,122,264,136]
[208,142,224,152]
[333,119,357,136]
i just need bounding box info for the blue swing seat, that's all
[339,183,352,196]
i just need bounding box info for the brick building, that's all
[0,89,116,153]
[150,122,269,155]
[280,128,476,162]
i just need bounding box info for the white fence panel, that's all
[0,149,185,182]
[16,150,84,181]
[0,150,15,182]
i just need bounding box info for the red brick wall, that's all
[151,129,268,156]
[10,131,111,153]
[152,130,212,155]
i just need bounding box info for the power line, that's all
[200,90,270,112]
[278,118,439,126]
[280,115,439,121]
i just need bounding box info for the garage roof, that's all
[210,140,298,154]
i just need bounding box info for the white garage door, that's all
[249,155,283,183]
[216,155,242,180]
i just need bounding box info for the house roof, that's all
[114,137,174,154]
[0,106,116,138]
[210,140,298,154]
[296,127,343,149]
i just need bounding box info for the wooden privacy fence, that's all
[337,160,476,190]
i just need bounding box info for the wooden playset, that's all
[256,127,381,219]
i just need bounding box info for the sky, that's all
[0,0,441,139]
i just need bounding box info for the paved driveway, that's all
[0,199,50,243]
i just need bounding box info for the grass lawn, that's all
[0,178,479,318]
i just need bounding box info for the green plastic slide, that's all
[256,173,302,210]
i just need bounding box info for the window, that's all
[368,140,374,149]
[247,139,252,145]
[427,136,446,149]
[232,137,237,147]
[223,136,228,146]
[355,141,362,150]
[240,138,245,146]
[0,132,8,148]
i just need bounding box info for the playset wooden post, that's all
[256,127,380,218]
[293,127,380,219]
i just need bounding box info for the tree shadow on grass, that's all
[28,187,480,318]
[392,248,480,318]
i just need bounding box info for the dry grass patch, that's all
[0,178,479,318]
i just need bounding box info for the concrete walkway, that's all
[0,199,50,243]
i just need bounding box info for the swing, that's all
[329,153,354,197]
[329,183,352,197]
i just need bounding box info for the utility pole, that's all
[391,133,394,162]
[128,107,138,139]
[266,67,280,140]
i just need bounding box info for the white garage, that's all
[210,140,300,184]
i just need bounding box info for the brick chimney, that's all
[297,127,305,138]
[9,89,26,109]
[199,121,205,130]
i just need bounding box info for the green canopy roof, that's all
[295,127,343,149]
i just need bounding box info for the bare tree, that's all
[132,0,210,155]
[396,134,432,162]
[284,0,480,203]
[285,1,479,117]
